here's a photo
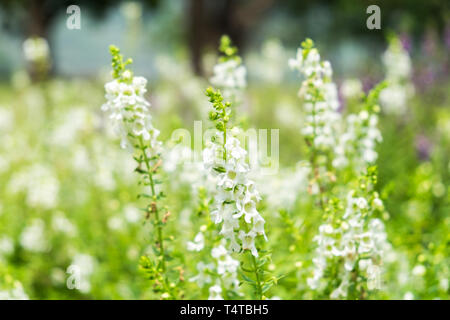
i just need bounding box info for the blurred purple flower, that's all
[415,134,432,161]
[361,76,378,94]
[400,33,412,53]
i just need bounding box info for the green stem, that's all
[138,137,166,273]
[242,222,263,300]
[309,99,327,210]
[223,112,227,161]
[250,252,263,300]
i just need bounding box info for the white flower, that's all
[72,254,96,276]
[50,108,91,147]
[333,109,382,170]
[211,244,239,275]
[8,164,59,209]
[366,264,381,290]
[439,278,449,291]
[71,253,96,293]
[382,43,412,80]
[205,243,241,293]
[120,1,142,21]
[306,268,323,290]
[0,236,14,256]
[187,232,205,252]
[124,205,141,223]
[319,224,334,234]
[308,189,390,297]
[255,165,309,211]
[102,76,161,153]
[251,215,267,240]
[403,291,414,300]
[412,265,426,277]
[190,262,214,287]
[204,130,266,257]
[208,284,223,300]
[0,281,29,300]
[330,279,349,299]
[23,37,49,63]
[288,48,303,70]
[20,219,47,252]
[341,79,362,99]
[291,46,341,151]
[355,197,368,209]
[289,48,324,77]
[108,216,124,231]
[211,244,227,260]
[0,107,13,132]
[238,230,258,257]
[379,84,409,115]
[52,213,77,236]
[220,255,239,275]
[373,198,384,210]
[379,37,414,115]
[210,60,247,99]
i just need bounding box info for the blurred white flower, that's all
[247,39,288,84]
[120,1,142,21]
[0,281,29,300]
[210,59,247,99]
[0,236,14,257]
[341,78,363,99]
[439,278,449,291]
[0,107,13,132]
[412,264,426,277]
[379,37,414,115]
[20,219,47,252]
[124,205,141,223]
[50,108,91,147]
[189,261,214,288]
[23,37,49,63]
[187,232,205,252]
[208,283,223,300]
[71,253,96,293]
[52,213,77,236]
[108,216,124,231]
[9,164,59,209]
[290,43,341,151]
[403,291,414,300]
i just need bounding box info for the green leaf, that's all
[213,166,226,173]
[262,283,273,293]
[241,273,256,285]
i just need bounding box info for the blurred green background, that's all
[0,0,448,299]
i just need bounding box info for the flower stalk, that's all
[102,45,179,298]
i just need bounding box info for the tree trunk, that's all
[188,0,204,76]
[28,0,55,79]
